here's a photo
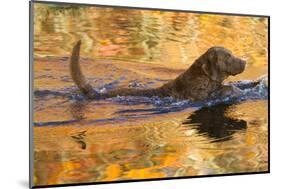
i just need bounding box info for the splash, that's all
[34,76,268,106]
[33,76,268,126]
[110,76,268,114]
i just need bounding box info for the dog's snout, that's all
[240,59,246,70]
[227,57,246,76]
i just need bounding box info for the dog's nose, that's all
[240,59,246,70]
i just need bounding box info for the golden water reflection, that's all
[33,3,268,186]
[34,101,268,185]
[34,3,268,67]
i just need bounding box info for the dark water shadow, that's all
[69,100,87,120]
[34,119,80,127]
[182,104,247,143]
[69,101,87,150]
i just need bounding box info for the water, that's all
[33,3,268,186]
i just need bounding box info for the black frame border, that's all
[29,0,270,188]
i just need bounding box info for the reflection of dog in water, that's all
[182,104,247,142]
[70,40,246,101]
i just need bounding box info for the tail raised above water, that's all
[70,40,100,99]
[70,40,166,99]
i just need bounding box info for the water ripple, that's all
[33,77,268,126]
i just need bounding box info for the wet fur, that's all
[70,40,246,101]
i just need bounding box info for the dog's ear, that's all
[201,49,223,82]
[202,61,219,81]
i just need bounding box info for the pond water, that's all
[32,3,268,186]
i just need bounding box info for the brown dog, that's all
[70,40,246,101]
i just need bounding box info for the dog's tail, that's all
[70,40,100,99]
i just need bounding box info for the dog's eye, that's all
[226,54,231,58]
[225,54,232,61]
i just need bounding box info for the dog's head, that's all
[201,47,246,82]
